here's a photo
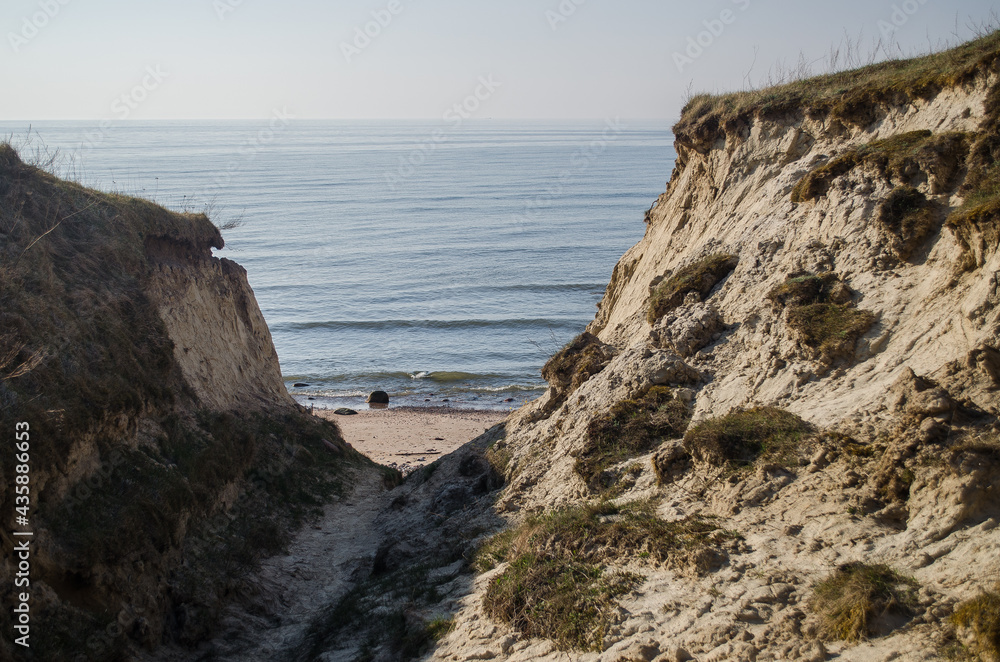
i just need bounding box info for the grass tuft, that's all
[577,386,690,490]
[951,584,1000,662]
[483,555,641,652]
[647,254,738,324]
[683,407,811,469]
[769,273,876,363]
[541,332,614,412]
[789,130,965,203]
[877,186,942,259]
[811,563,919,642]
[477,501,739,651]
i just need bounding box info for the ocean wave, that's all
[275,318,582,333]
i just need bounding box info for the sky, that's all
[0,0,997,121]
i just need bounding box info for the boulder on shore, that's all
[367,391,390,404]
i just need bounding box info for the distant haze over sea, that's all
[2,120,675,410]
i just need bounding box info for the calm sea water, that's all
[1,120,675,410]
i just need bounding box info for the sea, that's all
[0,120,676,410]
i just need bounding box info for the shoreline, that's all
[314,406,509,474]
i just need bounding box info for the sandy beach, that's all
[314,407,509,473]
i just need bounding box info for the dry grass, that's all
[674,31,1000,152]
[647,253,738,324]
[478,501,739,651]
[877,186,942,259]
[811,563,919,642]
[576,386,690,491]
[951,584,1000,662]
[768,273,876,364]
[786,303,877,362]
[476,501,735,574]
[683,407,811,469]
[483,555,641,652]
[789,130,966,203]
[541,332,614,412]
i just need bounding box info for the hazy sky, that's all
[1,0,997,121]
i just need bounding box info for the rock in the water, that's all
[333,408,358,416]
[367,390,390,404]
[293,382,310,387]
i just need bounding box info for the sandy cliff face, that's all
[145,236,293,411]
[417,55,1000,662]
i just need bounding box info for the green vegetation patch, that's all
[683,407,811,469]
[877,186,942,259]
[811,563,919,642]
[541,332,615,411]
[673,31,1000,152]
[483,555,641,652]
[951,584,1000,662]
[647,253,738,324]
[577,386,690,491]
[786,303,877,362]
[790,130,967,203]
[769,273,876,363]
[767,272,849,308]
[476,501,734,573]
[477,501,739,651]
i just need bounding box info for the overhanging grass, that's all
[786,303,877,362]
[475,500,735,574]
[647,253,738,324]
[540,332,614,412]
[673,31,1000,151]
[811,563,919,642]
[683,407,811,469]
[789,130,967,203]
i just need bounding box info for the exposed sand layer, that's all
[314,406,508,472]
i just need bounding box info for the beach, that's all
[314,406,509,473]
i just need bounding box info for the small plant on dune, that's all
[951,584,1000,662]
[647,253,739,324]
[768,273,876,364]
[577,386,690,490]
[483,554,641,652]
[540,331,615,412]
[811,563,919,642]
[683,406,811,469]
[877,186,942,259]
[785,303,877,362]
